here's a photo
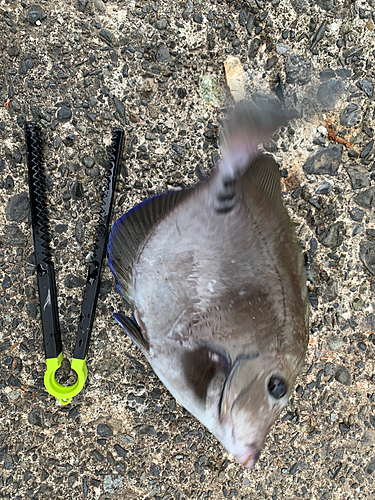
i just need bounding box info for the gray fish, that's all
[108,99,309,468]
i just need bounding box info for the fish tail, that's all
[219,96,294,181]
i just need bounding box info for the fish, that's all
[107,97,309,468]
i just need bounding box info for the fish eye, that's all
[267,376,287,399]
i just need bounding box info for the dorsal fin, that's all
[241,154,284,208]
[108,188,192,306]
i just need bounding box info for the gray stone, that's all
[26,302,38,319]
[28,4,45,24]
[93,146,107,168]
[2,276,11,290]
[315,180,333,194]
[114,98,125,118]
[360,140,374,159]
[57,106,72,122]
[366,459,375,476]
[315,0,335,10]
[352,224,364,236]
[335,366,351,386]
[12,99,21,112]
[353,187,375,209]
[322,281,338,303]
[316,79,344,109]
[340,103,361,126]
[5,192,30,222]
[3,224,27,247]
[285,54,311,85]
[363,313,375,331]
[246,15,255,36]
[99,29,114,44]
[138,425,156,435]
[327,337,343,351]
[349,208,364,221]
[103,475,123,493]
[276,43,290,55]
[7,45,20,57]
[64,274,86,288]
[28,406,45,427]
[17,114,26,127]
[324,362,335,375]
[356,79,374,98]
[303,143,342,176]
[290,0,307,12]
[75,219,84,244]
[359,241,375,275]
[97,423,113,437]
[156,46,171,63]
[249,38,261,58]
[99,280,112,295]
[352,297,364,311]
[182,0,193,20]
[345,165,369,189]
[155,19,167,29]
[238,7,248,26]
[77,0,89,12]
[145,132,156,140]
[82,156,95,169]
[320,69,336,81]
[55,224,67,234]
[317,222,345,248]
[94,0,106,12]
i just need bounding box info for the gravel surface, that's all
[1,1,375,499]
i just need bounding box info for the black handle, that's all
[73,128,124,360]
[25,122,62,359]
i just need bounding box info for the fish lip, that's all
[234,445,260,469]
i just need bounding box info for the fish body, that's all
[108,99,309,468]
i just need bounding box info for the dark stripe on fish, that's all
[215,179,237,214]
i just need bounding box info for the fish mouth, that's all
[234,445,260,469]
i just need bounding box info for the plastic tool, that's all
[25,122,124,404]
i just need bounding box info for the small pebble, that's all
[346,165,370,189]
[356,79,374,98]
[156,46,171,63]
[317,222,345,248]
[155,19,167,29]
[315,180,333,194]
[303,143,342,176]
[5,192,30,222]
[276,43,290,55]
[64,274,86,288]
[340,103,361,126]
[82,156,95,168]
[285,53,311,85]
[57,106,72,122]
[359,241,375,275]
[353,187,375,209]
[349,208,364,222]
[334,366,351,386]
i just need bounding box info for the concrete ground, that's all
[0,0,375,499]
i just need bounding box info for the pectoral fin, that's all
[113,312,149,353]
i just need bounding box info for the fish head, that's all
[185,346,303,468]
[219,353,302,468]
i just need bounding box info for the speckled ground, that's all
[1,0,375,499]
